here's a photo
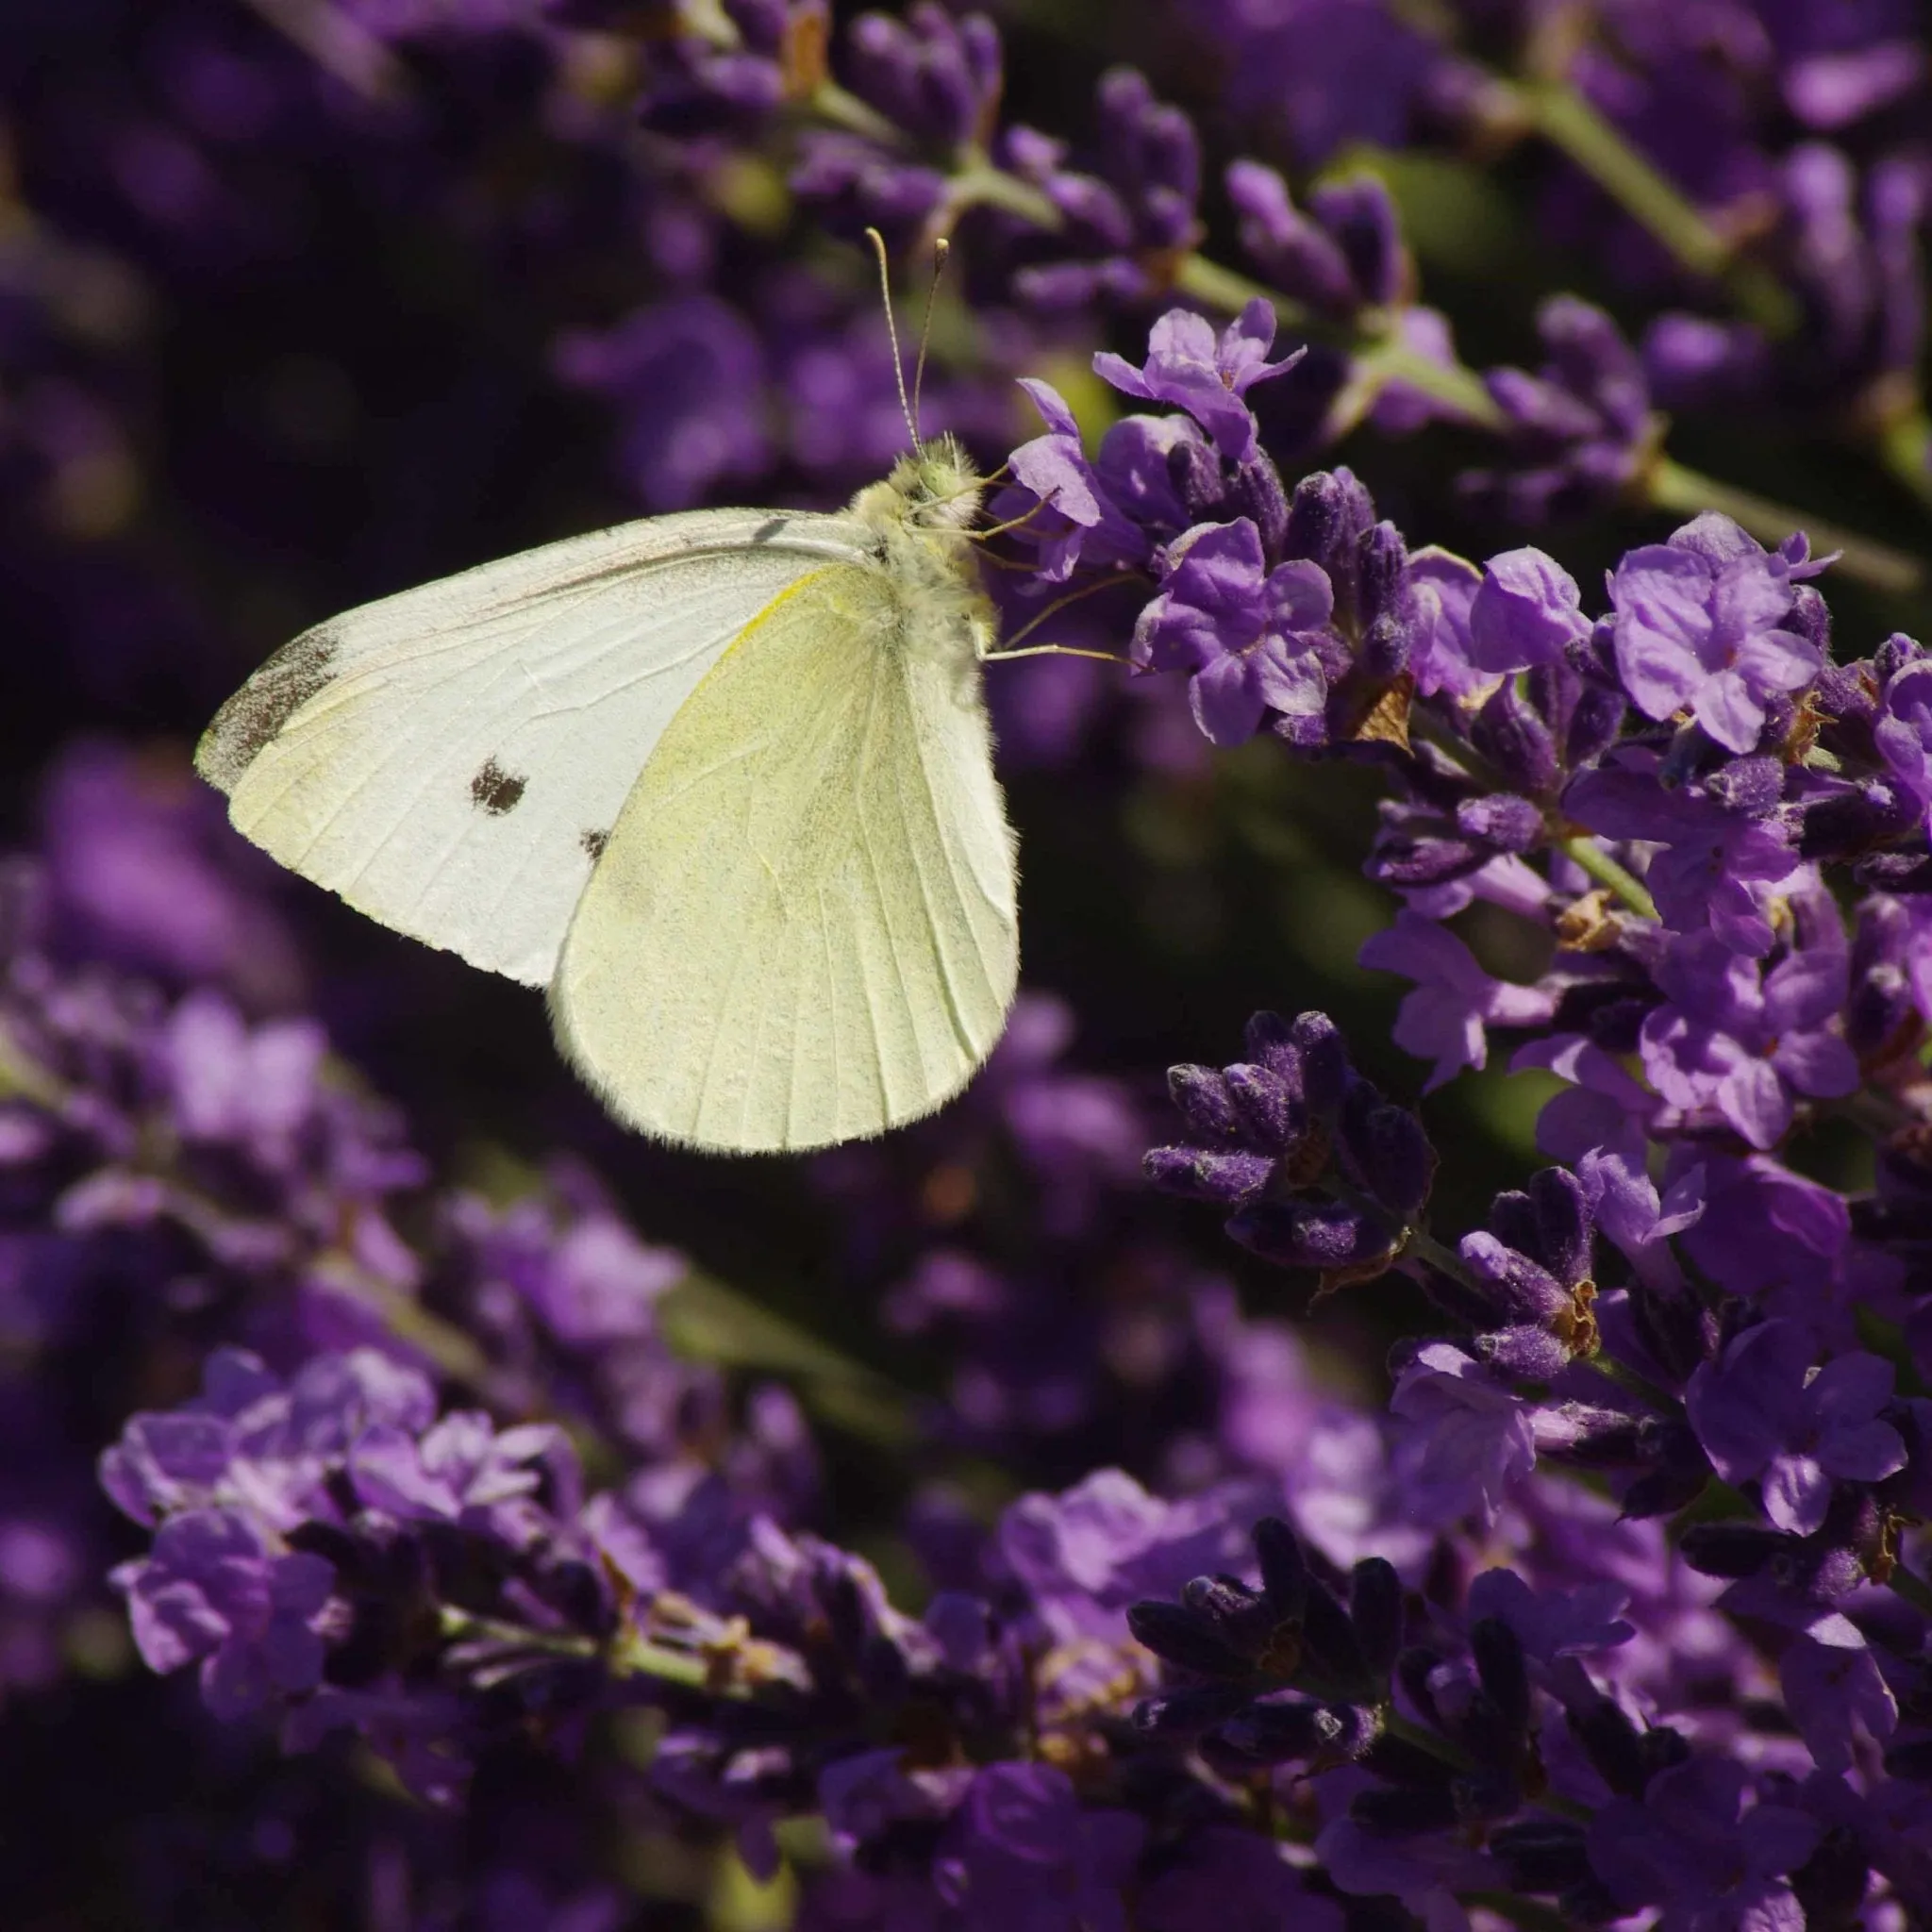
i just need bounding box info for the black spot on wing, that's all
[196,630,338,791]
[471,757,526,815]
[581,828,608,861]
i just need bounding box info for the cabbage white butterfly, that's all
[196,421,1022,1154]
[192,226,1085,1157]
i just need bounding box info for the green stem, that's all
[1585,1352,1679,1419]
[1875,407,1932,514]
[1171,253,1310,334]
[1648,458,1924,595]
[1887,1562,1932,1621]
[939,158,1064,233]
[1506,80,1797,336]
[808,79,904,148]
[439,1606,597,1660]
[1559,836,1658,922]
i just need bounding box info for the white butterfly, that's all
[197,432,1022,1154]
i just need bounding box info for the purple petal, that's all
[1691,670,1770,754]
[1189,654,1269,747]
[1815,1418,1907,1484]
[1715,1056,1792,1148]
[1761,1450,1830,1535]
[1769,1030,1857,1100]
[1805,1351,1893,1425]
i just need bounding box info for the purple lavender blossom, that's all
[1131,519,1334,744]
[1640,918,1858,1148]
[1685,1320,1907,1533]
[1585,1756,1824,1929]
[1610,514,1824,752]
[1093,301,1303,463]
[111,1507,335,1722]
[1359,909,1559,1091]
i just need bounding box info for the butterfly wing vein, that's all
[197,512,871,988]
[551,562,1019,1152]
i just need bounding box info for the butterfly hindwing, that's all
[550,559,1019,1152]
[196,510,871,986]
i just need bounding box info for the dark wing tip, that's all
[196,629,340,793]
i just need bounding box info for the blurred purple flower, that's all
[552,294,771,511]
[1585,1756,1822,1928]
[933,1764,1144,1931]
[111,1507,335,1721]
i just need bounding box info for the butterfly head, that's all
[853,434,984,536]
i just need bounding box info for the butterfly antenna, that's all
[865,225,921,452]
[909,236,948,442]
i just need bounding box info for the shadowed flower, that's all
[1360,910,1559,1091]
[1685,1320,1906,1534]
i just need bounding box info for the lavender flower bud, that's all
[1678,1523,1790,1579]
[1222,1061,1300,1150]
[1227,1197,1397,1273]
[1125,1600,1252,1678]
[1333,1083,1434,1219]
[1307,176,1407,308]
[1491,1820,1592,1892]
[1166,1063,1240,1141]
[1248,1009,1349,1111]
[1469,1617,1530,1736]
[1348,1557,1403,1675]
[1227,450,1289,561]
[1477,1325,1575,1379]
[1281,470,1375,627]
[1143,1144,1274,1204]
[1297,1575,1370,1695]
[1562,680,1627,766]
[1357,523,1409,632]
[1252,1517,1308,1625]
[1473,683,1560,794]
[1455,793,1542,852]
[1133,1681,1253,1740]
[1211,1695,1353,1764]
[1180,1572,1275,1656]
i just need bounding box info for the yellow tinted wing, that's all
[550,562,1018,1152]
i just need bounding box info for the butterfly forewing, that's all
[551,560,1019,1152]
[197,510,871,986]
